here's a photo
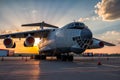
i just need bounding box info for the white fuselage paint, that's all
[50,29,81,48]
[38,22,93,54]
[39,28,85,54]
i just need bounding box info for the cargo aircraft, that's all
[0,21,115,61]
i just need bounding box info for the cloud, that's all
[0,29,25,34]
[31,10,37,14]
[0,30,12,34]
[78,16,100,22]
[97,31,120,44]
[79,17,90,22]
[103,31,120,36]
[95,0,120,21]
[117,39,120,44]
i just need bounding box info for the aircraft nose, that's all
[81,28,92,39]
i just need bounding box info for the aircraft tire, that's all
[40,55,46,60]
[56,55,61,60]
[61,55,67,61]
[34,55,41,60]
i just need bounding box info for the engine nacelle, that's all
[88,39,104,49]
[3,38,16,48]
[24,36,35,47]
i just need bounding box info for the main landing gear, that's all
[34,54,73,61]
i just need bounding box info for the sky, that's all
[0,0,120,54]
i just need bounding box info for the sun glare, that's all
[34,38,41,46]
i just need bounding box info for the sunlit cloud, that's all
[116,39,120,44]
[79,17,90,22]
[95,0,120,21]
[97,31,120,44]
[78,16,100,22]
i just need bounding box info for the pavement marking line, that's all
[85,62,120,68]
[63,67,97,70]
[102,64,120,68]
[39,68,120,75]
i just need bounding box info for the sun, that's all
[34,38,41,46]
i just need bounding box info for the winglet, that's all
[21,21,58,29]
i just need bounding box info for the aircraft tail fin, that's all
[21,21,58,29]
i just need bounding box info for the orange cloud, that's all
[95,0,120,21]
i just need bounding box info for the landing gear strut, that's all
[67,55,74,61]
[35,54,46,60]
[35,53,73,61]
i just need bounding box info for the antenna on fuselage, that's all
[73,20,76,22]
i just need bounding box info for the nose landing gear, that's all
[34,54,46,60]
[57,54,73,61]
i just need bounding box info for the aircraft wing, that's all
[93,38,116,46]
[0,29,52,39]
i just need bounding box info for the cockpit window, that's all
[64,22,85,29]
[75,23,79,26]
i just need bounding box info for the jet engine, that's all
[3,37,16,48]
[24,36,35,47]
[88,39,104,49]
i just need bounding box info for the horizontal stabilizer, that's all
[93,38,116,46]
[21,21,58,29]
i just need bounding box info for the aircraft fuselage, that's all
[39,27,92,54]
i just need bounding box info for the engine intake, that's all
[24,36,35,47]
[88,39,104,49]
[3,38,16,48]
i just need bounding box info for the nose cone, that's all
[81,28,92,39]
